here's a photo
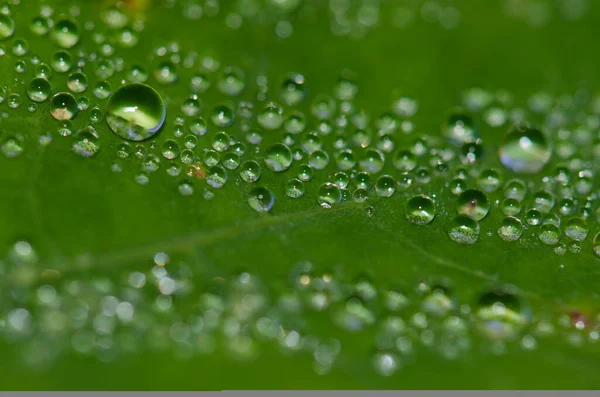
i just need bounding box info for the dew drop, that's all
[317,183,342,208]
[106,83,165,141]
[285,178,305,198]
[406,195,436,225]
[27,78,51,103]
[564,217,588,242]
[448,215,480,245]
[498,216,523,242]
[456,189,490,221]
[499,125,551,174]
[264,143,292,172]
[248,187,274,213]
[240,160,261,183]
[51,18,80,48]
[50,92,78,120]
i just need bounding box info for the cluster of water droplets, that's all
[0,241,597,375]
[1,1,600,257]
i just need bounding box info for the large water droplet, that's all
[50,92,78,120]
[264,143,292,172]
[248,187,274,213]
[499,125,551,174]
[27,78,51,103]
[406,195,436,225]
[456,189,490,221]
[106,83,165,141]
[448,215,480,245]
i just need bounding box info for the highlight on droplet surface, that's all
[106,83,166,141]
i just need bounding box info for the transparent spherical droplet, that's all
[106,83,166,141]
[317,182,341,208]
[392,150,417,172]
[532,190,554,213]
[498,216,523,242]
[190,117,208,136]
[30,16,50,36]
[161,139,180,160]
[525,209,542,226]
[212,131,230,152]
[93,81,112,99]
[27,77,51,102]
[501,198,521,216]
[67,72,88,93]
[127,65,148,83]
[448,215,480,245]
[504,179,527,201]
[335,149,356,171]
[406,195,436,225]
[593,232,600,257]
[257,102,284,130]
[308,150,329,170]
[51,18,80,48]
[333,172,350,188]
[223,153,240,170]
[359,149,385,173]
[297,164,314,182]
[240,160,261,183]
[499,125,551,174]
[51,50,73,73]
[248,187,274,213]
[280,73,306,106]
[353,188,369,202]
[154,61,178,85]
[456,189,490,221]
[538,224,561,245]
[206,166,228,188]
[285,178,305,198]
[0,14,15,40]
[444,112,477,145]
[210,104,234,127]
[449,178,467,195]
[181,95,203,117]
[217,66,246,96]
[50,92,78,120]
[375,175,396,197]
[564,217,588,242]
[264,143,292,172]
[477,169,502,192]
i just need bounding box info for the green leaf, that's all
[0,0,599,390]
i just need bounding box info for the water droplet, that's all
[27,77,51,102]
[448,215,480,245]
[501,198,521,216]
[499,125,551,174]
[72,128,100,157]
[406,195,436,225]
[538,223,561,245]
[375,175,396,197]
[456,189,490,221]
[281,73,305,106]
[67,72,88,93]
[285,178,305,198]
[297,164,314,181]
[248,187,274,213]
[317,183,341,208]
[51,18,80,48]
[257,102,284,130]
[154,61,178,85]
[264,143,292,172]
[335,149,356,171]
[498,217,523,242]
[210,104,234,127]
[50,92,78,120]
[392,150,416,172]
[477,169,502,192]
[592,232,600,257]
[240,160,261,183]
[181,95,202,117]
[308,150,329,170]
[217,66,246,96]
[51,50,73,73]
[206,166,228,188]
[359,149,384,173]
[30,16,50,36]
[161,140,180,160]
[564,217,588,242]
[106,83,165,141]
[0,14,15,40]
[525,209,542,226]
[444,112,477,145]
